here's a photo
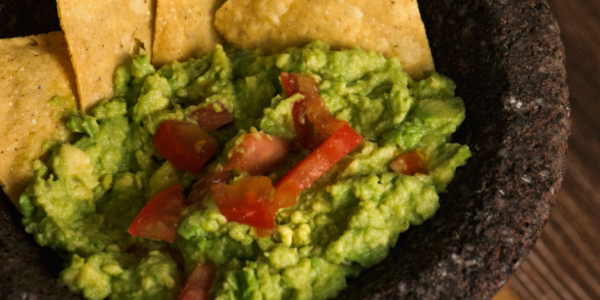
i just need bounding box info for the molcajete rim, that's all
[0,0,569,299]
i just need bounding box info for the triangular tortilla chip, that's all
[57,0,156,112]
[152,0,226,67]
[0,32,78,205]
[214,0,435,79]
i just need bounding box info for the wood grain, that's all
[496,0,600,299]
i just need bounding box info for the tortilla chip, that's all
[0,32,78,205]
[214,0,435,80]
[152,0,226,67]
[57,0,155,113]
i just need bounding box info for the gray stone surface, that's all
[0,192,81,300]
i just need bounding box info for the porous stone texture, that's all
[338,0,570,299]
[0,0,569,299]
[0,192,81,300]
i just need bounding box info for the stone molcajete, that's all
[0,0,569,299]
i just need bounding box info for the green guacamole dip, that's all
[19,41,470,300]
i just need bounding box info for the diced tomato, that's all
[153,120,218,176]
[212,176,277,229]
[191,101,234,131]
[292,102,317,149]
[224,132,290,175]
[390,151,428,175]
[178,263,215,300]
[274,124,363,208]
[188,169,234,204]
[187,132,290,204]
[281,72,300,97]
[128,184,185,243]
[282,72,348,149]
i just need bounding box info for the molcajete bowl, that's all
[0,0,569,299]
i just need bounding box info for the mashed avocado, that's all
[19,41,470,300]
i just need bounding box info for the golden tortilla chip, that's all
[57,0,155,113]
[215,0,435,79]
[153,0,226,67]
[0,32,78,205]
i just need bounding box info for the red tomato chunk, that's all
[188,132,289,204]
[283,72,347,149]
[224,131,290,175]
[127,184,185,243]
[187,169,234,205]
[291,101,316,149]
[178,263,215,300]
[152,120,218,176]
[190,101,234,131]
[211,176,277,229]
[390,151,428,175]
[274,124,363,208]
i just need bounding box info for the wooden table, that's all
[494,0,600,299]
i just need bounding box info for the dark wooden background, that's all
[495,0,600,299]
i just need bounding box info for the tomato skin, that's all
[188,132,289,204]
[224,132,290,175]
[281,72,299,98]
[390,151,428,175]
[212,176,277,229]
[191,101,234,131]
[178,263,215,300]
[153,120,218,176]
[283,72,347,149]
[292,101,317,149]
[187,169,234,204]
[127,184,185,243]
[274,124,363,208]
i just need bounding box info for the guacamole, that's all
[19,41,470,300]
